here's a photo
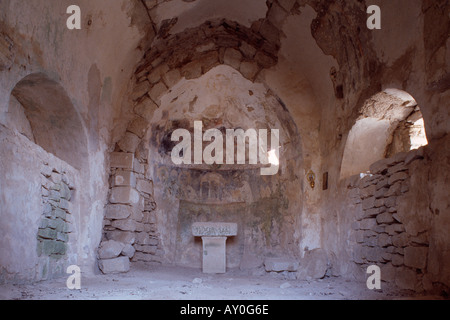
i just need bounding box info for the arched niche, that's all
[9,73,88,170]
[340,89,428,179]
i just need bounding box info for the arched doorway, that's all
[340,89,428,179]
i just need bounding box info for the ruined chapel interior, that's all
[0,0,449,300]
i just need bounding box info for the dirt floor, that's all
[0,263,444,300]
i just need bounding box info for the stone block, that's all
[105,204,132,220]
[182,60,203,79]
[38,228,58,240]
[110,152,134,169]
[255,51,277,68]
[239,61,259,80]
[98,240,125,259]
[136,179,154,195]
[267,1,289,26]
[360,218,377,230]
[392,233,409,248]
[385,182,402,197]
[148,63,169,84]
[378,233,393,247]
[391,254,404,266]
[200,51,220,73]
[148,81,168,106]
[364,207,384,218]
[223,48,242,70]
[54,208,67,221]
[362,196,376,210]
[374,187,389,199]
[99,257,130,274]
[111,219,137,232]
[201,237,227,274]
[118,132,141,153]
[259,21,280,45]
[404,147,425,165]
[404,247,428,269]
[127,117,149,139]
[162,68,182,88]
[360,185,377,199]
[106,231,136,245]
[363,246,383,262]
[369,158,389,174]
[388,171,409,185]
[131,80,150,101]
[385,223,405,235]
[192,222,238,237]
[376,177,390,190]
[113,170,136,187]
[122,244,136,259]
[264,258,299,272]
[376,212,395,224]
[133,252,156,262]
[384,196,397,208]
[134,245,157,254]
[134,97,159,122]
[110,187,140,205]
[388,162,408,175]
[239,41,256,58]
[296,249,329,280]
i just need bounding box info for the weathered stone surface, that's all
[388,172,409,185]
[264,258,299,272]
[106,231,136,245]
[395,267,417,291]
[110,152,134,169]
[181,60,203,79]
[134,97,159,122]
[105,204,132,220]
[114,170,136,187]
[131,80,150,101]
[110,187,140,205]
[99,257,130,274]
[378,233,393,247]
[377,212,395,224]
[404,246,428,269]
[127,117,149,139]
[162,68,182,87]
[98,240,125,259]
[192,222,238,237]
[360,218,377,230]
[239,61,259,80]
[296,249,328,280]
[148,81,168,105]
[392,233,409,248]
[121,244,136,258]
[111,219,137,232]
[223,48,242,70]
[136,179,154,195]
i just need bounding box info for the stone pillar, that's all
[202,237,227,274]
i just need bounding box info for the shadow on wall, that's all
[9,73,88,170]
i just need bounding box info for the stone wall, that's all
[347,147,437,292]
[0,125,79,284]
[36,163,76,280]
[98,151,162,274]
